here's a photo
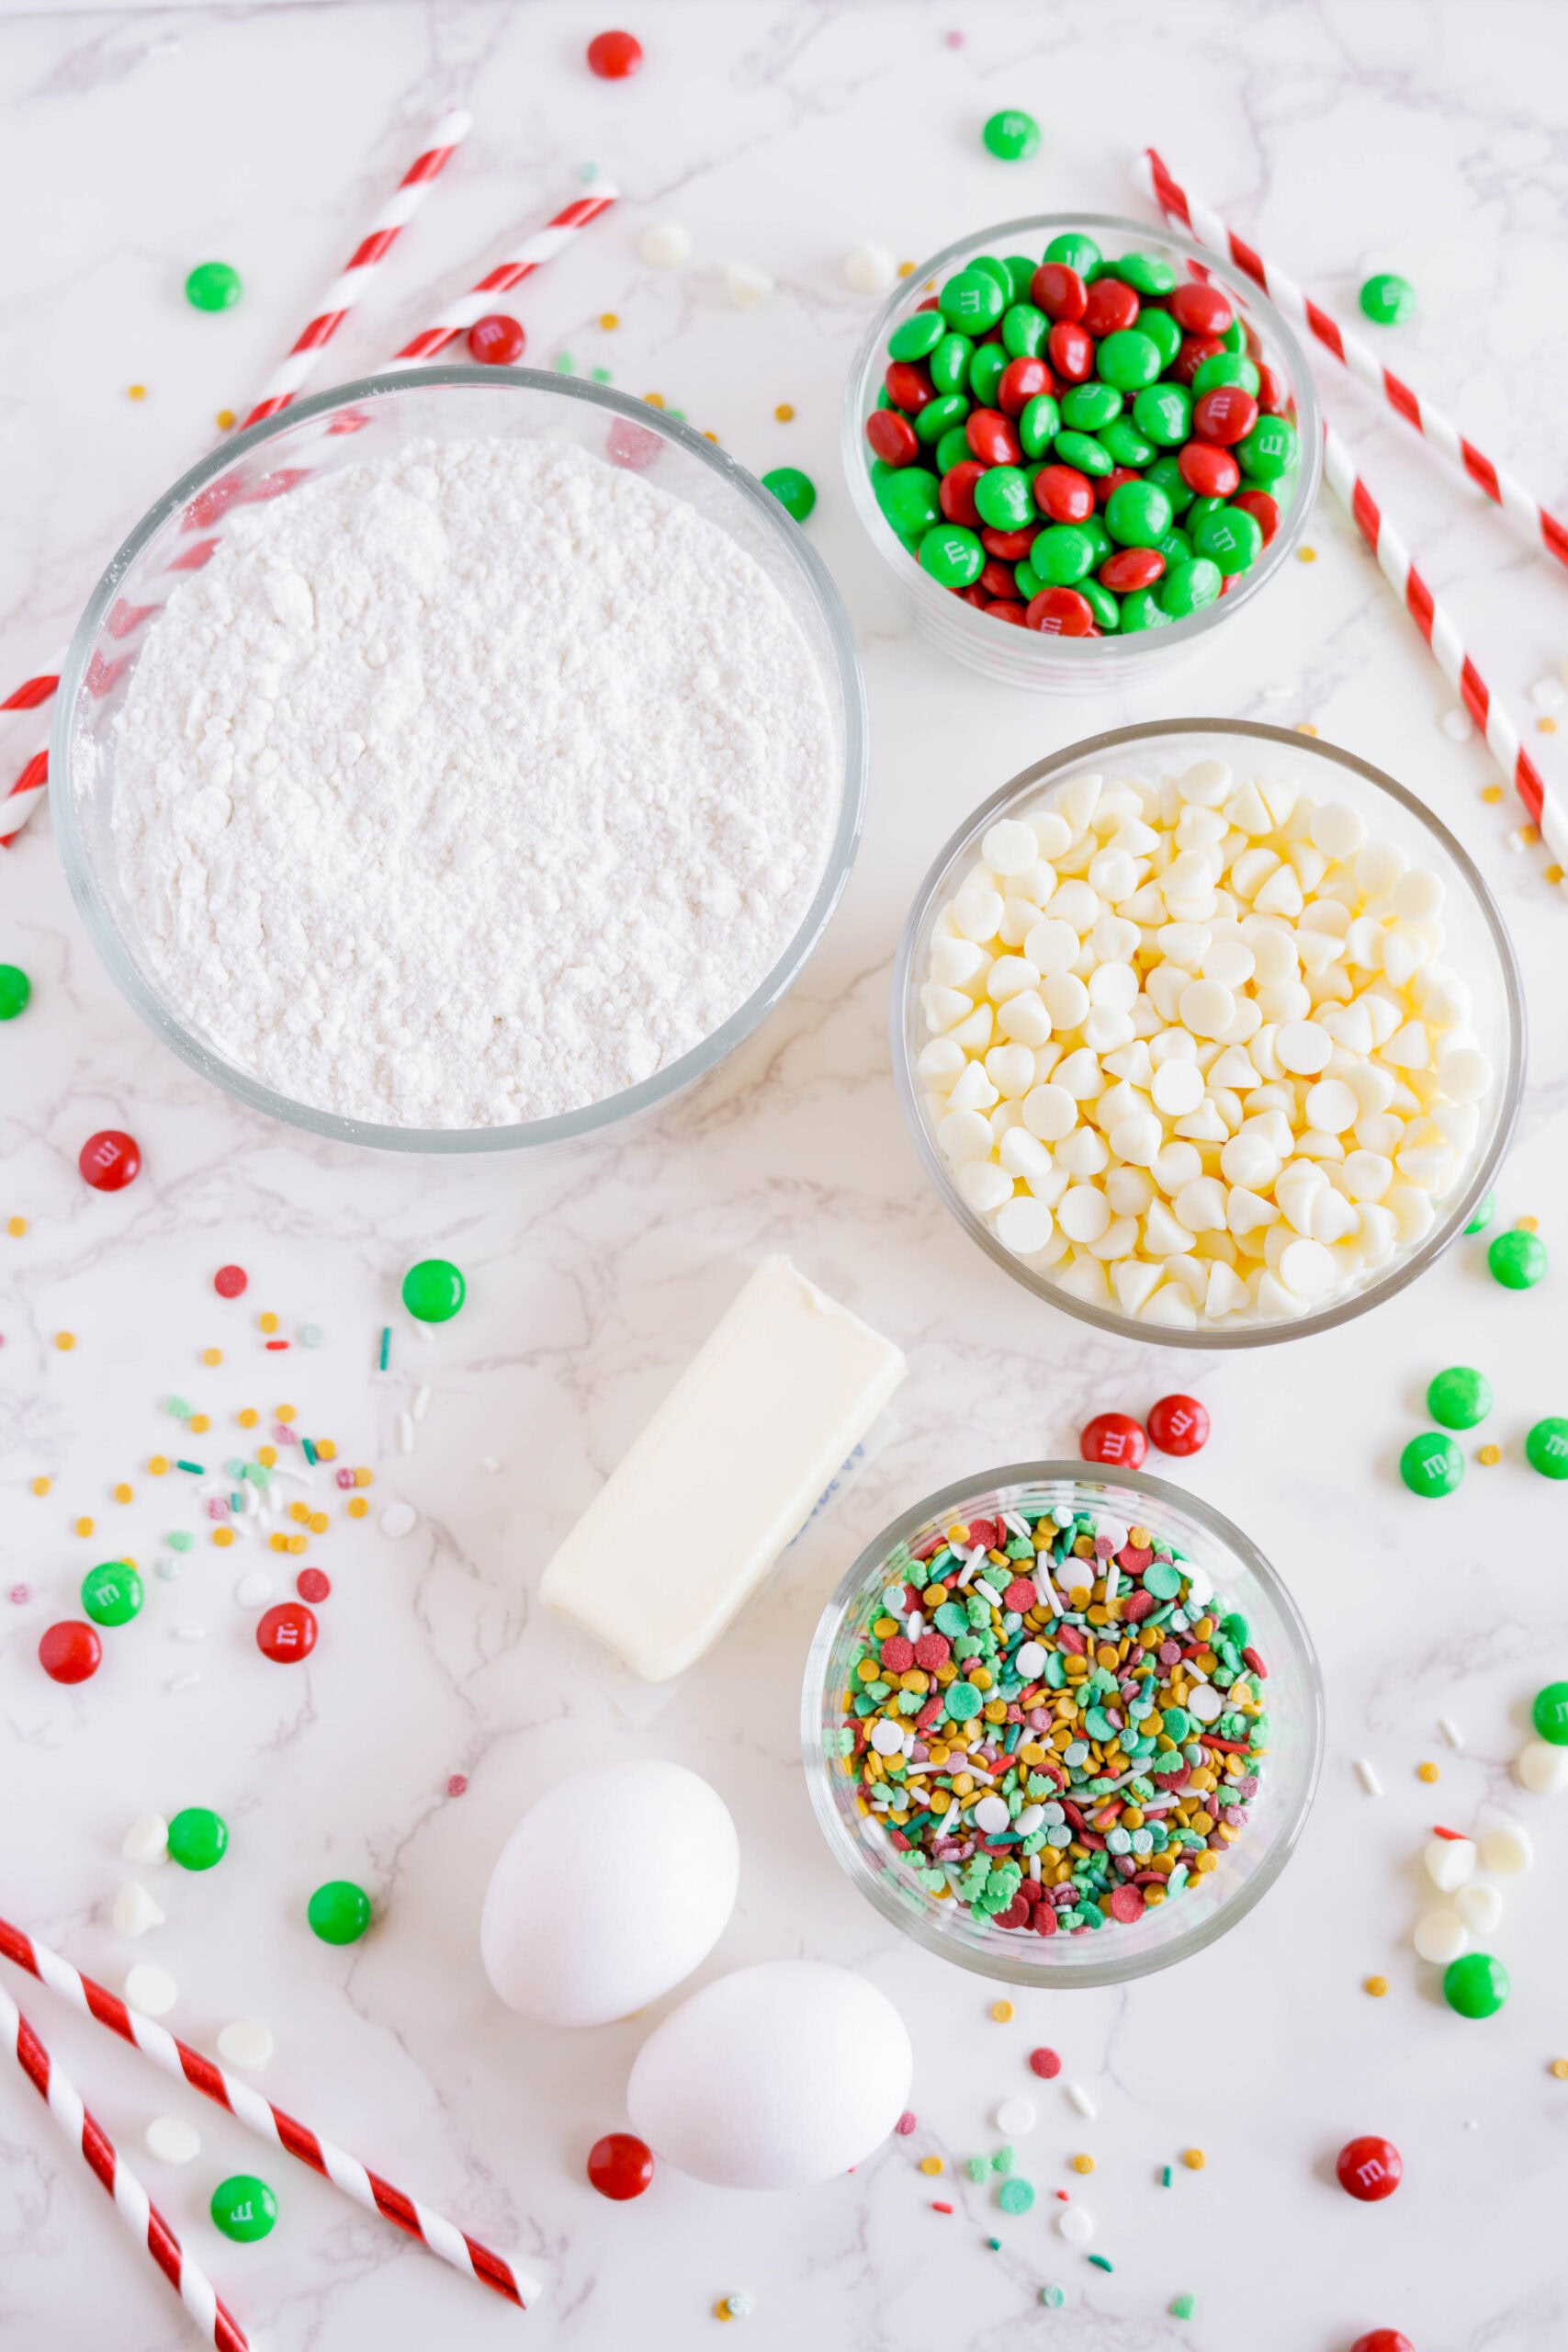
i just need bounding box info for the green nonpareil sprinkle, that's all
[1170,2292,1197,2319]
[175,1460,205,1475]
[378,1327,391,1372]
[301,1438,318,1465]
[1088,2254,1113,2272]
[167,1531,194,1553]
[167,1396,192,1419]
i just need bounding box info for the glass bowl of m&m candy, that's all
[803,1464,1324,1987]
[843,213,1321,686]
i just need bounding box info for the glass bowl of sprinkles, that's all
[893,718,1524,1346]
[841,213,1322,689]
[802,1465,1324,1987]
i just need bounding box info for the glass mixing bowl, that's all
[804,1465,1323,1988]
[53,368,868,1153]
[893,718,1524,1349]
[842,212,1321,690]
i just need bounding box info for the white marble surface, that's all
[3,6,1568,2348]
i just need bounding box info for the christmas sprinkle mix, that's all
[838,1493,1269,1934]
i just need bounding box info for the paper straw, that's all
[1135,147,1568,571]
[1322,423,1568,866]
[0,1976,248,2350]
[385,185,618,365]
[0,671,60,714]
[0,1917,536,2309]
[0,748,47,849]
[243,108,472,426]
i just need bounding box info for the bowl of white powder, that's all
[55,370,866,1148]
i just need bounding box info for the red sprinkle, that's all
[296,1568,331,1603]
[264,1339,290,1351]
[1002,1577,1038,1612]
[931,2200,954,2214]
[1431,1824,1467,1840]
[585,28,643,77]
[1028,2047,1063,2079]
[213,1264,248,1299]
[1106,1884,1145,1923]
[895,2110,918,2135]
[446,1773,468,1797]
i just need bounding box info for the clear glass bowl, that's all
[893,718,1524,1348]
[842,212,1322,691]
[802,1464,1323,1988]
[53,368,868,1154]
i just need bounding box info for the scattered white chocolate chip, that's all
[1423,1836,1475,1894]
[1516,1740,1568,1795]
[724,261,773,309]
[1529,674,1565,710]
[111,1883,165,1939]
[124,1962,179,2017]
[842,243,897,296]
[121,1814,169,1866]
[1479,1820,1534,1877]
[637,220,692,269]
[217,2018,274,2072]
[144,2115,201,2165]
[993,2098,1036,2136]
[1455,1881,1503,1935]
[1413,1907,1469,1964]
[379,1502,417,1539]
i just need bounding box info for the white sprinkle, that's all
[1440,706,1474,741]
[380,1501,417,1540]
[270,1460,313,1487]
[725,260,773,309]
[412,1385,432,1421]
[481,1455,502,1474]
[1529,674,1566,710]
[153,1556,180,1581]
[1056,2201,1094,2244]
[974,1577,1004,1608]
[165,1672,205,1693]
[124,1962,178,2017]
[1438,1716,1464,1749]
[1028,1850,1042,1883]
[111,1883,165,1939]
[994,2097,1036,2136]
[1066,2082,1097,2120]
[397,1411,415,1455]
[1260,682,1294,701]
[637,220,692,269]
[217,2018,274,2072]
[1506,827,1531,853]
[1102,1559,1119,1606]
[145,2115,200,2165]
[170,1624,206,1642]
[842,243,897,297]
[234,1570,273,1610]
[1034,1568,1062,1615]
[300,1322,323,1347]
[121,1814,169,1866]
[1355,1758,1383,1797]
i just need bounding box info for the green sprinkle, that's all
[991,2144,1016,2173]
[378,1326,391,1371]
[1170,2292,1197,2320]
[167,1531,194,1553]
[996,2176,1034,2216]
[1087,2254,1113,2273]
[301,1438,318,1464]
[1041,2284,1066,2307]
[965,2155,990,2183]
[167,1396,192,1419]
[175,1459,205,1476]
[553,350,576,374]
[591,365,613,383]
[987,2236,1003,2252]
[1162,2165,1172,2186]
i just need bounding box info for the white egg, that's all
[626,1961,911,2188]
[480,1761,738,2027]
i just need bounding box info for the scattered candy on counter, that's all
[185,260,243,312]
[761,467,817,523]
[725,262,773,310]
[867,238,1302,636]
[468,312,525,364]
[586,28,642,77]
[1489,1225,1547,1288]
[1526,1416,1568,1477]
[1359,272,1415,325]
[123,1962,178,2018]
[38,1622,102,1684]
[1351,2335,1414,2352]
[256,1600,318,1663]
[78,1129,141,1193]
[638,220,692,267]
[81,1561,141,1626]
[111,1883,164,1938]
[1426,1364,1491,1429]
[0,963,30,1019]
[216,2018,274,2072]
[587,2132,656,2199]
[1145,1393,1209,1455]
[1444,1951,1508,2018]
[1336,2134,1402,2201]
[402,1258,466,1323]
[1399,1430,1463,1498]
[981,109,1041,163]
[167,1808,228,1871]
[307,1880,372,1945]
[1028,2046,1062,2077]
[210,2172,277,2243]
[1079,1411,1145,1467]
[844,244,897,297]
[839,1493,1269,1937]
[144,2116,200,2165]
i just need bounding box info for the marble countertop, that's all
[4,5,1567,2347]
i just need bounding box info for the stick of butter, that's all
[540,1257,907,1681]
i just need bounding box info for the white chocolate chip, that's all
[1413,1908,1469,1965]
[145,2116,201,2165]
[217,2018,275,2071]
[1423,1836,1476,1893]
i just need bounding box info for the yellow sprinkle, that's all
[148,1455,168,1476]
[923,278,937,293]
[288,1533,307,1555]
[258,1311,279,1334]
[1071,2153,1094,2175]
[347,1496,370,1518]
[270,1533,288,1553]
[897,261,916,277]
[354,1466,373,1487]
[213,1525,235,1547]
[1540,716,1559,735]
[237,1408,259,1429]
[1552,2058,1568,2080]
[599,311,619,331]
[702,430,720,443]
[127,383,147,401]
[990,2000,1013,2024]
[774,402,795,422]
[6,1216,27,1238]
[716,2303,733,2322]
[1365,1974,1389,1997]
[276,1404,297,1424]
[1295,721,1319,736]
[1182,2147,1206,2171]
[1417,1760,1439,1784]
[31,1476,51,1497]
[1482,784,1505,804]
[1547,864,1565,885]
[201,1348,222,1367]
[216,408,235,431]
[1517,1215,1540,1232]
[74,1516,94,1537]
[315,1439,337,1462]
[113,1483,133,1505]
[1519,823,1540,846]
[290,1500,312,1523]
[188,1413,210,1434]
[1296,545,1317,562]
[258,1445,277,1468]
[1478,1443,1502,1466]
[309,1511,329,1535]
[643,391,666,409]
[54,1331,75,1351]
[919,2154,943,2176]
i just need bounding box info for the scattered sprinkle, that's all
[30,1476,50,1497]
[378,1327,391,1373]
[1028,2048,1062,2080]
[1066,2085,1098,2120]
[7,1216,27,1238]
[598,311,618,331]
[55,1331,76,1351]
[215,410,235,431]
[1418,1760,1439,1784]
[1170,2293,1197,2320]
[897,261,917,277]
[1087,2254,1114,2273]
[446,1773,468,1797]
[74,1517,95,1538]
[1440,707,1474,741]
[128,384,147,401]
[258,1312,278,1334]
[1552,2059,1568,2080]
[1482,783,1505,804]
[1479,1443,1502,1465]
[1438,1717,1464,1748]
[1181,2147,1205,2171]
[1297,545,1317,562]
[990,2000,1013,2024]
[1070,2153,1094,2175]
[1295,721,1319,736]
[10,1584,30,1605]
[919,2154,943,2177]
[930,2199,953,2213]
[1355,1758,1384,1797]
[1365,1974,1389,1997]
[1540,718,1559,735]
[1041,2286,1065,2309]
[774,402,795,423]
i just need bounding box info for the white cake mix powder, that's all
[111,435,837,1126]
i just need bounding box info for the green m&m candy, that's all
[1060,380,1122,432]
[887,311,944,363]
[1079,579,1120,631]
[982,109,1041,162]
[1115,252,1178,297]
[1096,329,1162,392]
[402,1258,467,1323]
[1193,351,1260,396]
[1051,429,1112,478]
[0,964,31,1020]
[1526,1418,1568,1479]
[1018,394,1062,458]
[307,1879,373,1945]
[1489,1227,1547,1289]
[968,345,1008,406]
[1104,479,1172,548]
[1098,418,1156,469]
[1119,587,1170,633]
[1001,302,1048,358]
[1400,1430,1463,1498]
[1427,1366,1493,1430]
[1044,232,1100,275]
[185,260,243,312]
[970,255,1014,299]
[1360,272,1416,325]
[915,391,968,445]
[1158,558,1223,617]
[761,467,816,523]
[974,467,1033,530]
[210,2174,277,2243]
[1464,1192,1496,1235]
[934,424,973,475]
[1532,1682,1568,1744]
[168,1806,229,1871]
[919,524,984,588]
[1442,1951,1507,2018]
[876,467,940,538]
[1137,304,1182,370]
[1235,414,1299,481]
[1132,383,1191,447]
[1193,503,1265,574]
[930,332,974,393]
[940,268,1005,331]
[81,1561,142,1627]
[1030,525,1096,586]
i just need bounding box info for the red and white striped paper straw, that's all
[1322,423,1568,866]
[0,748,48,848]
[0,670,60,715]
[385,185,618,365]
[0,1975,248,2351]
[1135,147,1568,571]
[0,1917,536,2309]
[243,107,472,426]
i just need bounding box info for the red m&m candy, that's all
[1178,441,1241,499]
[586,2132,654,2199]
[468,313,525,365]
[865,409,918,467]
[1026,586,1094,637]
[256,1601,317,1664]
[1170,282,1234,338]
[213,1264,248,1298]
[1351,2335,1415,2352]
[1079,1412,1147,1469]
[1337,2135,1402,2201]
[1081,277,1139,338]
[1191,385,1258,446]
[39,1621,102,1684]
[586,28,642,77]
[79,1130,141,1193]
[1147,1394,1210,1455]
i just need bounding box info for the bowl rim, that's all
[891,716,1527,1348]
[800,1459,1325,1988]
[840,209,1324,661]
[52,365,869,1155]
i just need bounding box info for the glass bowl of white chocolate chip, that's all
[893,719,1524,1344]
